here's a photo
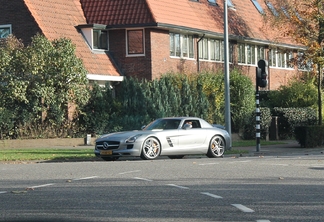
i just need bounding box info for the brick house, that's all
[0,0,305,90]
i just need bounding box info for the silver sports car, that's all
[94,117,231,161]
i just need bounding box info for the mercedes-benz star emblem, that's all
[103,142,109,149]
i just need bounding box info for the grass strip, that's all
[0,140,285,162]
[0,149,94,162]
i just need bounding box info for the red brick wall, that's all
[109,29,153,80]
[239,65,300,90]
[101,28,300,89]
[150,29,224,78]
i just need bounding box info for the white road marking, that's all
[166,184,189,189]
[231,204,255,213]
[133,177,153,182]
[272,164,289,166]
[28,183,55,189]
[119,170,141,175]
[238,160,252,163]
[199,163,219,166]
[256,220,271,222]
[73,176,99,181]
[0,191,7,194]
[201,192,223,199]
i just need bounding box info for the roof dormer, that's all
[77,24,109,51]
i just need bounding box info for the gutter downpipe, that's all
[196,34,205,72]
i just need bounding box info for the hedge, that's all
[295,125,324,148]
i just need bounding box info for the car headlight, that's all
[126,134,143,143]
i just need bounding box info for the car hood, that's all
[96,130,146,142]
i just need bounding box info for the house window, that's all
[266,1,279,16]
[0,24,11,38]
[238,43,256,65]
[251,0,264,14]
[199,38,232,62]
[281,6,290,18]
[247,44,255,64]
[238,43,245,63]
[93,30,108,50]
[202,38,208,60]
[286,51,294,68]
[269,49,294,69]
[127,29,145,56]
[278,51,284,68]
[208,0,217,5]
[210,39,226,61]
[269,49,275,67]
[188,36,194,58]
[257,46,265,60]
[170,32,194,59]
[170,33,180,57]
[227,0,234,7]
[198,38,209,60]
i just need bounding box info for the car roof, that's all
[159,117,201,120]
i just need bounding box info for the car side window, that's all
[191,120,201,128]
[182,120,201,129]
[164,120,180,130]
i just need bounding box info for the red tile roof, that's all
[24,0,121,77]
[81,0,155,25]
[81,0,296,46]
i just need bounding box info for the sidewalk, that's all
[233,140,324,157]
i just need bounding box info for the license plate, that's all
[100,150,113,155]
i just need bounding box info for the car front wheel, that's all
[206,135,225,158]
[140,137,161,160]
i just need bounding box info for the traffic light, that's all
[256,59,268,88]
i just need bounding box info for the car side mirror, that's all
[141,125,146,130]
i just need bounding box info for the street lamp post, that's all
[224,0,232,147]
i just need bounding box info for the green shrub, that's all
[241,107,272,140]
[229,69,255,132]
[295,125,324,147]
[267,78,317,108]
[273,107,317,139]
[0,108,15,139]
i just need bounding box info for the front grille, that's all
[96,141,120,150]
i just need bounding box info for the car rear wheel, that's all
[206,135,225,158]
[140,137,161,160]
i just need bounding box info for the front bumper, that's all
[94,142,142,158]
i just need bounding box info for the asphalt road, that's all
[1,154,324,222]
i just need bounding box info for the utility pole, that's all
[224,0,231,147]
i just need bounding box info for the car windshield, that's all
[144,119,181,130]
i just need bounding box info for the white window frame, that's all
[92,29,108,50]
[170,32,195,59]
[126,28,145,57]
[257,46,265,61]
[199,38,231,62]
[238,43,257,65]
[0,24,12,38]
[269,49,294,69]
